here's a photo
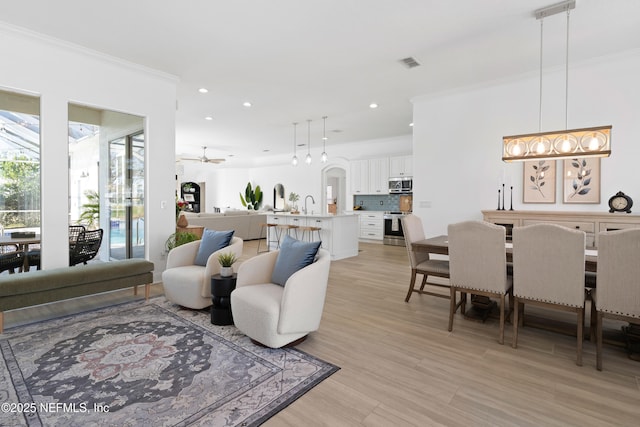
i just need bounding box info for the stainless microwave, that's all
[389,177,412,194]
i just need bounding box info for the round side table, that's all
[210,273,237,325]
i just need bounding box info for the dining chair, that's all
[69,228,103,266]
[401,214,450,302]
[593,228,640,371]
[448,221,512,344]
[512,223,586,366]
[0,250,25,274]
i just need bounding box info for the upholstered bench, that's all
[0,258,154,332]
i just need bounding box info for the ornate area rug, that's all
[0,298,338,426]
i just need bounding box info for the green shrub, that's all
[165,231,199,252]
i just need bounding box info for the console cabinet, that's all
[482,210,640,248]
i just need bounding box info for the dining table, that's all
[412,235,598,273]
[0,234,41,272]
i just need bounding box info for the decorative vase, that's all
[220,266,233,277]
[177,213,188,227]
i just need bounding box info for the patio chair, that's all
[69,228,103,266]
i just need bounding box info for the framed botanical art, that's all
[523,160,556,203]
[563,158,601,204]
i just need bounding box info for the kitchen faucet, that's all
[304,195,315,214]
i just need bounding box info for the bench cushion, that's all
[0,259,154,297]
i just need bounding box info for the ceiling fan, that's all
[178,146,225,164]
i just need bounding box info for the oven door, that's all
[383,216,405,246]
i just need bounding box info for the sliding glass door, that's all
[108,132,145,259]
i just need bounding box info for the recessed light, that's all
[205,116,213,121]
[243,101,252,107]
[409,122,414,127]
[263,149,270,152]
[198,88,208,93]
[369,103,379,109]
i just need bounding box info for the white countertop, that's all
[267,212,357,219]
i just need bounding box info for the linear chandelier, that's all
[502,0,612,162]
[503,125,611,161]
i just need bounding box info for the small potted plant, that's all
[288,192,300,214]
[217,251,238,277]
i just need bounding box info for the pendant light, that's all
[305,119,312,165]
[502,0,611,162]
[321,116,328,163]
[291,122,298,166]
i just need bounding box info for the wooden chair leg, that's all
[512,297,519,349]
[576,307,584,366]
[405,270,417,302]
[145,283,151,300]
[448,287,456,332]
[589,297,597,342]
[419,274,428,291]
[498,293,505,345]
[0,311,3,334]
[596,311,603,371]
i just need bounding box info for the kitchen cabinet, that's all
[358,211,384,241]
[368,158,389,194]
[350,158,389,195]
[389,155,412,177]
[350,160,369,194]
[266,213,359,260]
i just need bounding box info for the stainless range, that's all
[383,211,407,246]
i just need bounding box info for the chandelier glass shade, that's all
[291,122,298,166]
[502,126,611,162]
[321,116,328,163]
[305,119,312,165]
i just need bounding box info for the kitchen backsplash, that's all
[354,194,409,211]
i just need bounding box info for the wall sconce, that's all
[502,126,611,162]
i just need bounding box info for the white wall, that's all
[412,50,640,237]
[1,24,178,278]
[181,135,413,213]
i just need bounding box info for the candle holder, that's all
[500,184,506,210]
[497,189,502,210]
[509,186,514,211]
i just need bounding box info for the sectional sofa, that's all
[182,210,266,240]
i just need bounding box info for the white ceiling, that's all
[2,0,639,166]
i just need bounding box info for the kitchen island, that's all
[266,213,359,260]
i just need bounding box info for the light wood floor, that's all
[4,240,640,426]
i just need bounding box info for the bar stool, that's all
[276,224,299,244]
[257,223,278,253]
[300,226,322,242]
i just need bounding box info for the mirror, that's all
[273,183,285,211]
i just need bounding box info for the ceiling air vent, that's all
[399,57,420,69]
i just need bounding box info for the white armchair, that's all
[162,236,243,309]
[230,248,331,348]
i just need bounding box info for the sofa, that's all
[182,210,267,240]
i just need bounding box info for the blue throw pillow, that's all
[194,229,234,266]
[271,235,321,286]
